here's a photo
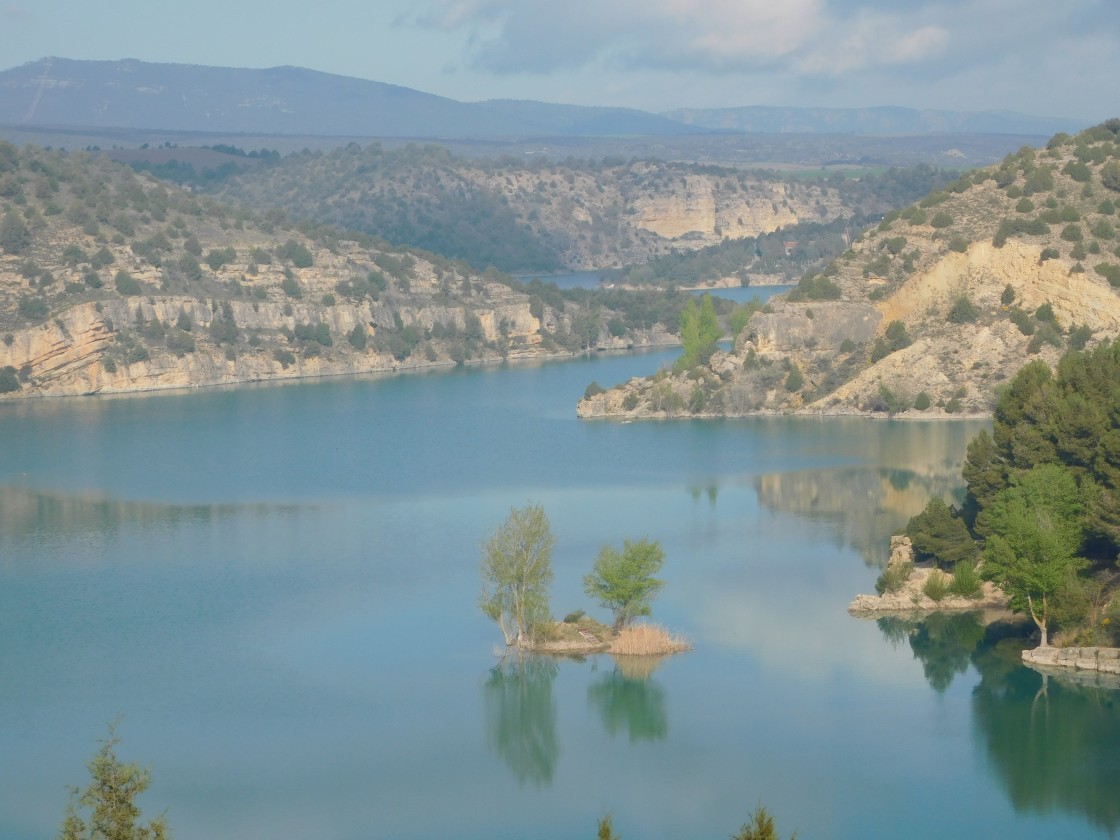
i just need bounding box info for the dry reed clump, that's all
[609,623,691,656]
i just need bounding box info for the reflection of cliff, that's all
[483,657,560,787]
[755,466,966,566]
[972,638,1120,834]
[0,486,258,549]
[587,659,669,743]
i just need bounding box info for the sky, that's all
[1,0,1117,121]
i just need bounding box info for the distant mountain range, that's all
[664,105,1085,137]
[0,57,700,138]
[0,57,1087,140]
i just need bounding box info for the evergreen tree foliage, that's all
[0,210,31,254]
[905,498,977,569]
[675,294,721,370]
[59,725,169,840]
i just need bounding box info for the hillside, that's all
[0,143,675,399]
[578,120,1120,420]
[211,144,949,273]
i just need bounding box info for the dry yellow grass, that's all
[609,622,691,656]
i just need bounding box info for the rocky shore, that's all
[848,535,1008,614]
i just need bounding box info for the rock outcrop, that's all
[848,536,1008,614]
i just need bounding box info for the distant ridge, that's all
[664,105,1086,137]
[0,57,702,139]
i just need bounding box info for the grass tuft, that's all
[610,622,691,656]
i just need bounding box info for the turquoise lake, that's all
[1,348,1117,839]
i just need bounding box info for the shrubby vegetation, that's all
[905,341,1120,646]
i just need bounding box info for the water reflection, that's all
[483,656,560,787]
[587,657,669,743]
[972,635,1120,833]
[0,485,261,550]
[755,466,967,566]
[877,612,988,693]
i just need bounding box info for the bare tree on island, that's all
[479,503,555,650]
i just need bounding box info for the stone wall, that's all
[1022,645,1120,675]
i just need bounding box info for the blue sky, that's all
[1,0,1117,120]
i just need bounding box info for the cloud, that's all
[414,0,824,73]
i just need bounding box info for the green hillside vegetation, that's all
[906,342,1120,647]
[0,142,684,397]
[208,144,945,274]
[578,119,1120,418]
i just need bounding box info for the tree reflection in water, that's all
[878,613,1120,833]
[483,655,560,786]
[972,634,1120,834]
[587,656,669,743]
[877,612,987,692]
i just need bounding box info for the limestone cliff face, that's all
[480,162,846,270]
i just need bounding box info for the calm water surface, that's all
[1,350,1117,840]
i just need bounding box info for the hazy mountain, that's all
[665,105,1085,137]
[0,58,700,138]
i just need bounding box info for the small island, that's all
[478,504,691,660]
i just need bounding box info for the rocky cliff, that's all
[214,147,852,272]
[579,120,1120,419]
[0,144,670,399]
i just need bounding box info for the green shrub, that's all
[1092,219,1115,240]
[277,238,313,268]
[347,325,367,350]
[280,275,302,298]
[0,365,19,393]
[18,296,48,319]
[1039,247,1060,262]
[1101,161,1120,192]
[946,295,979,324]
[114,270,141,295]
[1094,262,1120,286]
[165,329,195,356]
[622,391,640,411]
[784,365,804,392]
[1068,324,1093,350]
[948,560,983,597]
[930,211,954,229]
[1063,160,1092,182]
[1015,197,1035,213]
[688,384,707,413]
[1061,223,1083,242]
[1008,307,1034,335]
[875,562,914,595]
[274,349,296,368]
[948,235,969,253]
[1000,284,1015,305]
[923,570,951,602]
[914,391,931,411]
[583,381,606,399]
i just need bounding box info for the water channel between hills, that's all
[0,346,1117,840]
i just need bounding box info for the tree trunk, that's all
[1028,594,1049,647]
